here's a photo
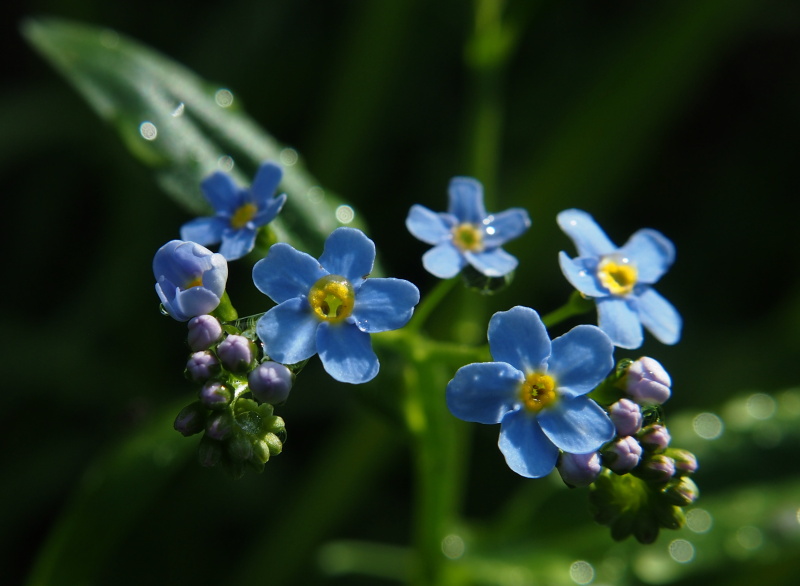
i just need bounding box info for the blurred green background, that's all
[3,0,800,584]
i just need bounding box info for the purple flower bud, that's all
[249,361,294,405]
[217,335,256,373]
[665,448,698,476]
[637,454,676,484]
[557,451,602,487]
[639,424,671,451]
[603,436,643,474]
[187,315,223,351]
[608,398,643,437]
[185,351,220,383]
[662,476,700,506]
[205,412,232,441]
[174,402,206,437]
[199,381,232,409]
[625,357,671,405]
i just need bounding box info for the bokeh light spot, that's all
[693,412,723,440]
[139,121,157,141]
[569,560,594,584]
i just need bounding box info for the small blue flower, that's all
[180,162,288,261]
[557,209,681,349]
[446,306,616,478]
[154,240,228,321]
[252,227,420,384]
[406,176,530,278]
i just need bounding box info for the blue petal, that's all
[498,410,559,478]
[155,280,182,320]
[169,241,219,286]
[547,325,614,399]
[219,228,257,261]
[180,217,227,247]
[352,278,420,333]
[557,209,616,257]
[153,241,182,280]
[448,177,487,224]
[201,252,228,297]
[406,205,452,245]
[558,252,607,297]
[464,247,518,277]
[256,298,320,364]
[250,161,283,206]
[636,286,682,345]
[537,396,615,454]
[446,362,524,424]
[596,296,643,349]
[175,286,222,321]
[253,243,328,304]
[422,243,466,278]
[201,171,243,213]
[488,306,550,374]
[318,227,375,287]
[619,228,675,284]
[317,322,379,384]
[253,193,287,226]
[482,208,531,247]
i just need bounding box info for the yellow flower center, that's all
[452,223,484,252]
[230,203,258,230]
[308,274,356,323]
[185,276,203,289]
[597,255,638,296]
[519,373,557,413]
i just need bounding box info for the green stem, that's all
[407,278,458,334]
[541,291,594,329]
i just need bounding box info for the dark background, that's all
[2,1,800,585]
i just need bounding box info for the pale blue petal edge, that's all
[422,243,465,278]
[180,217,227,247]
[256,298,320,364]
[219,228,257,261]
[448,177,487,224]
[557,209,616,257]
[319,227,375,287]
[537,396,615,454]
[488,306,550,374]
[498,410,560,478]
[352,278,420,333]
[317,322,379,384]
[482,208,531,248]
[253,243,327,304]
[406,205,451,245]
[558,252,607,297]
[446,362,523,424]
[465,247,518,277]
[547,324,614,399]
[619,228,675,284]
[596,296,643,349]
[636,287,682,345]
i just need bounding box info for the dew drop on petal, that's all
[140,121,158,141]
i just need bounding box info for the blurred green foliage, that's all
[3,0,800,585]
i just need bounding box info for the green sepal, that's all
[211,291,238,322]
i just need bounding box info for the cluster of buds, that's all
[173,314,296,478]
[556,357,699,543]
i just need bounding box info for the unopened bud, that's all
[174,402,206,437]
[187,315,223,351]
[185,351,220,382]
[603,436,643,474]
[199,381,232,410]
[557,451,601,487]
[662,476,700,506]
[217,334,257,373]
[639,424,671,451]
[608,398,643,437]
[205,412,232,441]
[636,454,676,484]
[665,448,698,476]
[625,357,671,405]
[249,361,294,404]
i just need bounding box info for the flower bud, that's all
[197,435,222,467]
[557,451,602,487]
[199,381,232,410]
[664,448,698,476]
[636,454,676,484]
[227,433,254,462]
[639,424,671,451]
[249,361,294,404]
[625,357,671,405]
[217,334,257,373]
[185,351,220,383]
[205,412,232,441]
[603,436,643,474]
[661,476,700,507]
[608,398,643,437]
[187,315,223,351]
[174,402,206,437]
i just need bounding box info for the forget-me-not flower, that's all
[406,176,530,279]
[446,306,616,478]
[181,161,287,261]
[252,227,420,384]
[154,240,228,321]
[557,209,681,349]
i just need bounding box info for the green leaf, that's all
[21,17,368,252]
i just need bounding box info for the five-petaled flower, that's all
[446,306,616,478]
[180,161,287,261]
[154,240,228,321]
[252,227,420,384]
[557,209,681,349]
[406,176,530,279]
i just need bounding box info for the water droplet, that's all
[217,155,234,172]
[569,560,594,584]
[172,102,185,117]
[335,205,355,224]
[215,88,234,107]
[668,539,695,563]
[486,226,496,235]
[279,148,298,166]
[693,412,723,440]
[139,121,158,141]
[159,304,170,316]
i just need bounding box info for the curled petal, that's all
[317,322,379,384]
[319,227,376,287]
[422,243,466,279]
[482,208,531,248]
[619,229,675,284]
[488,306,550,374]
[557,209,616,257]
[547,325,614,399]
[498,410,560,478]
[352,278,419,333]
[253,243,327,303]
[464,247,518,277]
[180,217,227,247]
[636,287,682,345]
[219,228,257,261]
[537,396,615,454]
[256,298,319,364]
[448,177,487,224]
[406,205,452,245]
[558,252,607,298]
[446,362,524,424]
[596,296,643,349]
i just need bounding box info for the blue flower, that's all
[557,209,681,349]
[154,240,228,321]
[180,161,288,261]
[252,227,420,384]
[446,306,615,478]
[406,176,531,278]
